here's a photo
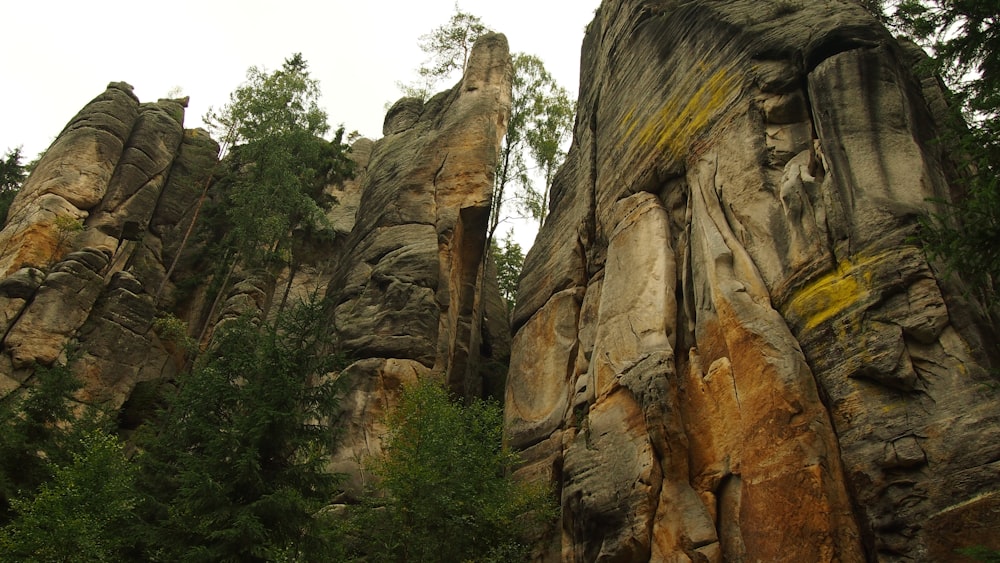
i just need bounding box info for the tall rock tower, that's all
[0,34,514,486]
[325,33,514,492]
[506,1,1000,561]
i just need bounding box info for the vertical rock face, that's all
[507,1,1000,561]
[326,33,513,493]
[0,36,513,490]
[0,83,219,406]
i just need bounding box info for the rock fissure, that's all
[506,1,1000,561]
[0,5,998,561]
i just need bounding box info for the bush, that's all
[0,430,136,562]
[345,379,555,562]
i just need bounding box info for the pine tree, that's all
[0,146,27,226]
[0,363,85,524]
[888,0,1000,303]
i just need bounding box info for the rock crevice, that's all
[508,1,1000,561]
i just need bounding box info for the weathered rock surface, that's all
[0,84,218,408]
[327,33,514,494]
[507,1,1000,561]
[0,35,514,482]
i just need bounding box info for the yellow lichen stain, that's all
[626,65,743,160]
[622,107,635,127]
[785,250,897,332]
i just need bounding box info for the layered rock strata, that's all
[0,37,514,504]
[0,34,514,467]
[506,1,1000,561]
[326,33,514,493]
[0,84,219,406]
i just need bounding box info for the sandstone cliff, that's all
[0,32,514,477]
[0,84,219,407]
[506,1,1000,561]
[325,32,514,493]
[4,5,999,560]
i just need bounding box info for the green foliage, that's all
[134,296,344,562]
[510,54,574,227]
[345,379,555,562]
[960,545,1000,562]
[0,361,133,562]
[403,11,574,236]
[918,127,1000,302]
[419,7,489,80]
[0,146,27,227]
[52,216,83,233]
[400,6,492,100]
[0,363,84,523]
[0,430,137,562]
[152,313,197,358]
[491,229,525,314]
[205,54,354,269]
[894,0,1000,119]
[491,53,573,241]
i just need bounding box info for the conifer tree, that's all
[886,0,1000,303]
[134,297,344,562]
[205,53,353,270]
[0,146,27,226]
[0,363,85,524]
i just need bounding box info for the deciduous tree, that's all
[0,430,136,562]
[345,379,554,562]
[205,54,353,270]
[503,54,573,229]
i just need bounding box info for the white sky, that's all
[1,0,599,250]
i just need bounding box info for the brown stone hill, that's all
[506,1,1000,562]
[0,31,514,483]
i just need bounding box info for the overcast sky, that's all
[2,0,598,249]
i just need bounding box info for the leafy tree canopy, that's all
[206,53,329,147]
[0,430,136,563]
[501,53,573,231]
[204,54,354,269]
[399,6,492,100]
[403,8,574,236]
[344,379,554,562]
[417,7,490,84]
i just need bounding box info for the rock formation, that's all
[326,32,514,493]
[0,84,219,406]
[506,1,1000,561]
[0,35,514,501]
[4,3,999,560]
